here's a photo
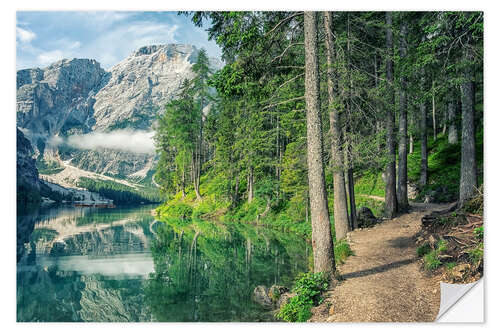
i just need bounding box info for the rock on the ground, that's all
[277,292,295,309]
[253,285,273,309]
[447,263,471,282]
[357,206,378,228]
[268,285,288,302]
[408,182,419,200]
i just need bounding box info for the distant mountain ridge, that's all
[16,44,221,190]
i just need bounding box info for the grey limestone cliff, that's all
[16,44,219,182]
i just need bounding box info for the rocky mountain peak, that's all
[17,43,221,182]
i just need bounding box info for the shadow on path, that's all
[341,258,418,280]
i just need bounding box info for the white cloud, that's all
[16,27,36,43]
[69,41,81,49]
[65,130,155,154]
[80,11,137,27]
[37,50,65,66]
[83,21,179,69]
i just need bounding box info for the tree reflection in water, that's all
[145,219,310,322]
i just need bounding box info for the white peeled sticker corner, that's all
[436,278,484,322]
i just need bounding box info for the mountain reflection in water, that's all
[17,205,310,322]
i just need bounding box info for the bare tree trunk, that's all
[181,168,186,198]
[384,12,398,217]
[409,132,414,154]
[305,191,309,223]
[343,125,357,230]
[304,11,335,276]
[397,20,409,211]
[432,80,437,141]
[442,108,447,135]
[233,172,240,205]
[347,168,356,229]
[192,151,202,200]
[459,48,478,207]
[195,97,204,200]
[448,98,459,144]
[247,166,254,203]
[324,11,350,240]
[420,75,428,187]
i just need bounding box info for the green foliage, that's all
[157,202,193,220]
[334,240,354,265]
[424,251,442,271]
[407,129,484,203]
[76,177,162,204]
[473,226,484,240]
[355,196,385,218]
[354,171,385,198]
[417,243,432,257]
[276,272,329,322]
[16,183,41,206]
[445,262,457,270]
[423,240,448,270]
[36,159,64,175]
[467,243,483,264]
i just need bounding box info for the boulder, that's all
[252,285,273,309]
[277,292,295,309]
[356,206,378,228]
[408,182,419,200]
[268,285,288,302]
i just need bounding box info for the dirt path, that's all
[310,202,453,322]
[359,194,385,202]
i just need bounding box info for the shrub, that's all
[423,240,447,271]
[335,240,354,265]
[417,243,432,257]
[424,251,442,270]
[276,272,329,322]
[473,226,484,240]
[468,244,483,264]
[160,202,193,220]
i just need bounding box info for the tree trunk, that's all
[193,151,202,200]
[196,96,204,200]
[347,168,356,229]
[397,20,409,212]
[420,80,428,187]
[448,98,459,144]
[181,169,186,198]
[409,132,414,154]
[233,172,240,205]
[384,12,398,218]
[305,191,309,223]
[432,80,437,141]
[324,11,350,240]
[442,108,447,135]
[459,49,478,207]
[343,125,357,230]
[304,11,335,276]
[247,166,254,203]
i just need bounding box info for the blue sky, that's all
[16,11,222,70]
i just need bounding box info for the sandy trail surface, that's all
[310,202,452,322]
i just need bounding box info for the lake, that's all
[16,204,311,322]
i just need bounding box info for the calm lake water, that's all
[17,204,311,322]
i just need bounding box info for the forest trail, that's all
[310,202,454,322]
[359,194,385,202]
